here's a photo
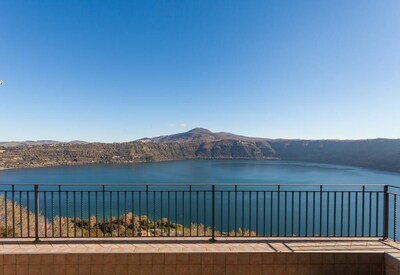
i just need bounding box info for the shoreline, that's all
[0,157,279,172]
[1,158,400,178]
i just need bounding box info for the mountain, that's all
[140,128,266,143]
[1,128,400,173]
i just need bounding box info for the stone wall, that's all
[385,253,400,275]
[0,252,386,275]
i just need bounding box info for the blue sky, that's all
[0,1,399,142]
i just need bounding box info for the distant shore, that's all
[1,128,400,173]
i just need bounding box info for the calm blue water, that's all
[1,160,400,185]
[1,160,399,238]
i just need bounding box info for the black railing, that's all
[0,184,399,242]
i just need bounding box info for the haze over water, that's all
[1,160,400,186]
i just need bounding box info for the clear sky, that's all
[1,1,399,142]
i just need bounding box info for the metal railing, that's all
[0,184,399,242]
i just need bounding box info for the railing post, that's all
[382,185,389,240]
[209,184,216,242]
[34,185,40,242]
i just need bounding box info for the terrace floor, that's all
[0,237,399,254]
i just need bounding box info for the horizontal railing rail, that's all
[0,184,399,242]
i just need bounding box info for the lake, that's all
[1,160,400,185]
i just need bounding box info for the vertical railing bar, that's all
[221,191,223,237]
[362,186,365,237]
[215,191,223,236]
[235,185,237,237]
[102,185,105,238]
[347,192,351,237]
[88,191,91,238]
[291,192,294,236]
[153,191,156,237]
[340,192,344,237]
[139,191,142,237]
[327,191,330,237]
[139,191,142,236]
[80,191,83,237]
[5,191,8,238]
[256,191,259,237]
[110,191,113,237]
[73,191,76,238]
[12,185,15,238]
[27,191,30,238]
[131,191,140,237]
[51,192,54,238]
[369,191,372,237]
[182,190,185,237]
[160,191,165,237]
[175,191,177,237]
[333,192,336,237]
[210,185,215,241]
[34,185,39,242]
[298,192,301,237]
[306,192,309,237]
[26,191,31,238]
[394,194,397,242]
[203,191,206,237]
[168,191,170,237]
[117,191,120,237]
[270,191,273,237]
[375,191,379,237]
[96,191,99,237]
[197,191,199,237]
[249,191,252,236]
[66,191,69,238]
[319,186,322,237]
[284,191,287,236]
[355,191,358,237]
[124,191,127,237]
[161,191,163,237]
[146,185,149,238]
[242,191,244,237]
[43,191,47,238]
[189,186,192,237]
[19,191,23,237]
[277,186,280,236]
[228,191,231,237]
[312,191,315,237]
[59,186,62,238]
[263,191,266,237]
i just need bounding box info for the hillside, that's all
[1,129,400,173]
[140,128,267,143]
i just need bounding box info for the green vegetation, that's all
[0,195,256,238]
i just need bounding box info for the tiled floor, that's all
[0,237,399,254]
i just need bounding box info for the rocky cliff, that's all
[1,128,400,173]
